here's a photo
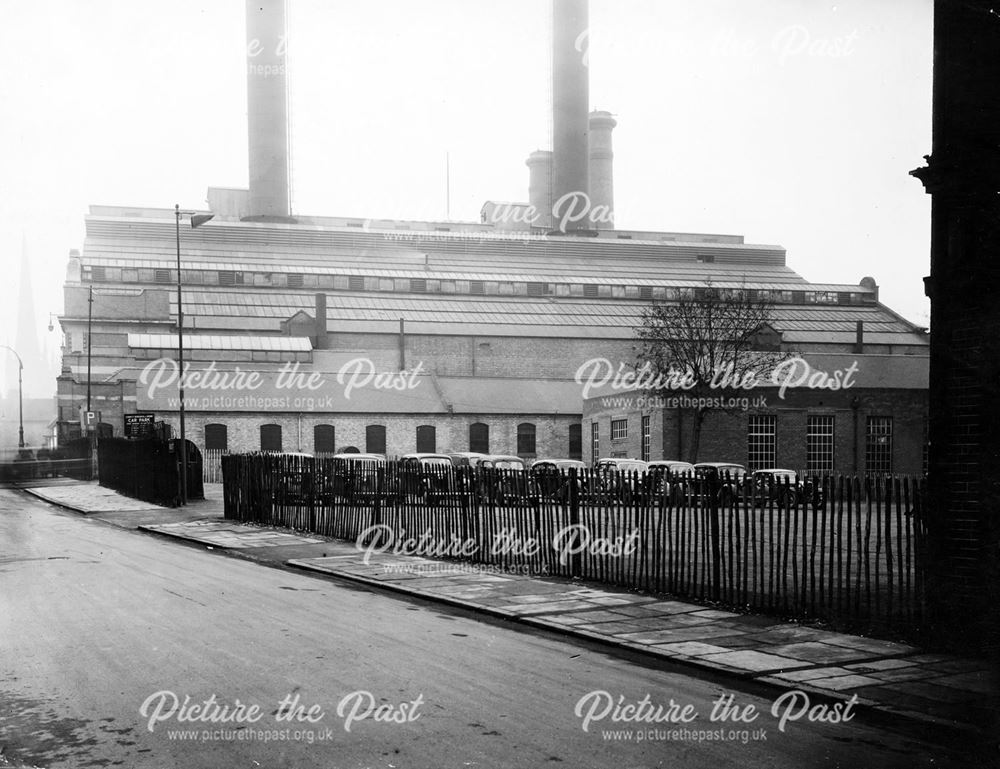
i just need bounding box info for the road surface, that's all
[0,487,971,768]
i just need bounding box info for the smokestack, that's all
[313,293,329,349]
[526,150,553,230]
[588,110,616,230]
[551,0,590,233]
[245,0,293,222]
[855,321,865,354]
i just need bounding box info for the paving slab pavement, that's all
[16,479,1000,743]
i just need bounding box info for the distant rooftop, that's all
[87,201,762,252]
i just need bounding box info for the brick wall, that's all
[168,412,583,460]
[584,387,927,473]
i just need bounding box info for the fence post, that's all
[373,466,384,529]
[568,467,582,578]
[307,455,316,533]
[709,472,722,602]
[460,466,472,545]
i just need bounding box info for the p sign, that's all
[79,408,99,432]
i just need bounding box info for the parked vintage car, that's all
[320,452,385,500]
[646,460,696,504]
[692,462,748,505]
[750,468,825,506]
[477,454,529,503]
[271,452,315,504]
[529,458,586,501]
[592,458,650,504]
[446,452,487,469]
[398,453,459,501]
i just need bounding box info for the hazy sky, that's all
[0,0,933,398]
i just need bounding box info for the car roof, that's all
[694,462,746,469]
[483,454,524,462]
[332,453,384,461]
[647,460,694,467]
[753,468,797,474]
[532,458,586,467]
[401,453,453,460]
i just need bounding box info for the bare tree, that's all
[635,283,789,462]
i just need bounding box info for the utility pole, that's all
[86,285,93,412]
[174,205,214,504]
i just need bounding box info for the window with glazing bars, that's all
[866,416,893,475]
[806,416,834,474]
[747,415,776,470]
[611,418,628,441]
[641,416,651,461]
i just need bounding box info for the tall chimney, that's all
[245,0,292,222]
[526,150,553,230]
[588,110,616,229]
[551,0,590,233]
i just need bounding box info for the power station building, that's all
[55,204,928,474]
[54,0,929,475]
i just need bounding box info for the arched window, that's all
[568,423,582,460]
[517,422,536,456]
[260,424,282,452]
[469,422,489,454]
[205,423,228,451]
[314,424,335,454]
[416,425,436,453]
[366,425,387,455]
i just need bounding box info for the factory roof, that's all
[68,205,927,349]
[82,210,789,267]
[158,289,926,345]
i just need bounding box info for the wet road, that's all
[0,488,972,768]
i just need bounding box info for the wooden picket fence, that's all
[222,453,929,638]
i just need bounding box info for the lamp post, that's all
[87,285,93,413]
[174,205,214,504]
[1,345,24,449]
